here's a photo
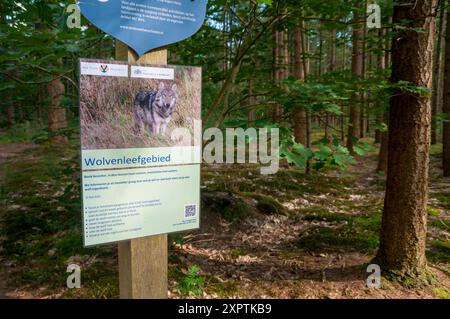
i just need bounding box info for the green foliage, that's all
[279,127,358,171]
[284,80,345,115]
[0,120,46,143]
[177,265,205,298]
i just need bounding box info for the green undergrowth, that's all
[295,210,382,252]
[202,166,353,202]
[0,120,47,144]
[0,140,118,297]
[433,192,450,208]
[427,239,450,264]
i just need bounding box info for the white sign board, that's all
[79,59,202,246]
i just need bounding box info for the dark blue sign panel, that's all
[79,0,208,56]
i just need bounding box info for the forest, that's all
[0,0,449,299]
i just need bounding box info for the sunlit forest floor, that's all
[0,138,449,299]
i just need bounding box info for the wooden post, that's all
[115,41,168,299]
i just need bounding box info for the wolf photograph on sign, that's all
[133,82,178,136]
[79,59,201,150]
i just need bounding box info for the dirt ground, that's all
[0,143,38,299]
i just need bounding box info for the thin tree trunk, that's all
[375,28,387,144]
[432,0,446,144]
[6,95,14,126]
[377,0,436,280]
[377,18,392,173]
[347,7,364,153]
[47,59,68,145]
[248,55,257,126]
[293,23,307,145]
[273,28,288,122]
[360,2,368,139]
[325,29,337,141]
[443,0,450,176]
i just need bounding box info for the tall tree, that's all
[376,0,436,280]
[432,0,446,145]
[443,0,450,176]
[347,5,364,153]
[293,21,307,145]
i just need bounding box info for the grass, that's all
[0,120,47,144]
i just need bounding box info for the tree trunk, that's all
[347,7,364,153]
[377,18,392,173]
[376,0,436,280]
[325,29,337,141]
[360,5,368,139]
[377,128,389,173]
[6,95,14,126]
[293,24,307,145]
[443,0,450,176]
[47,59,68,145]
[248,56,257,126]
[375,30,387,144]
[432,0,446,144]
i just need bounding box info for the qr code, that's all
[184,204,197,218]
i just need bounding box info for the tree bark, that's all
[347,7,364,153]
[325,29,337,141]
[47,59,68,145]
[248,56,257,126]
[443,0,450,176]
[273,28,288,122]
[5,95,14,126]
[376,0,436,280]
[293,24,307,145]
[377,19,392,173]
[432,0,446,144]
[375,28,387,144]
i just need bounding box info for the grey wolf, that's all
[133,82,178,135]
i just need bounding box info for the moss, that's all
[296,226,379,252]
[430,143,443,156]
[241,192,286,215]
[427,239,450,264]
[427,206,441,217]
[428,219,450,231]
[295,213,381,252]
[77,264,119,299]
[230,247,246,258]
[433,192,450,207]
[202,191,254,222]
[384,269,436,288]
[207,277,238,298]
[433,287,450,299]
[222,201,253,222]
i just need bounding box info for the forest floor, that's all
[0,140,449,299]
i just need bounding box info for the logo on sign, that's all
[99,65,109,73]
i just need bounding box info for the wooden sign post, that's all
[115,41,168,299]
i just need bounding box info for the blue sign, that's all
[79,0,208,56]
